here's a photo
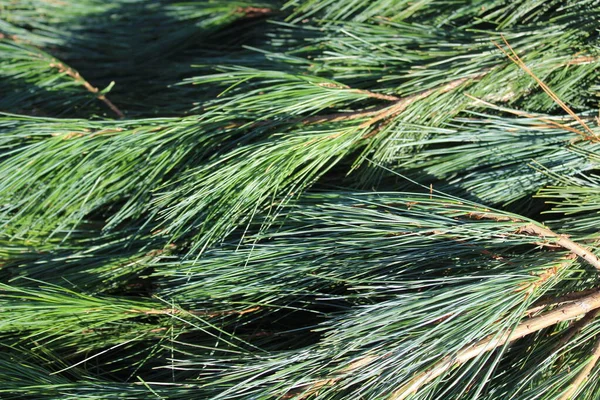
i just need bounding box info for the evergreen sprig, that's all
[2,0,600,399]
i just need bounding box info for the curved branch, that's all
[519,224,600,270]
[558,335,600,400]
[391,288,600,400]
[528,287,600,316]
[49,62,124,118]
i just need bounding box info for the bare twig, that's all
[237,6,273,18]
[49,62,125,118]
[518,224,600,270]
[283,355,381,399]
[352,89,400,101]
[528,287,600,315]
[129,306,260,317]
[390,288,600,400]
[555,308,600,354]
[558,335,600,400]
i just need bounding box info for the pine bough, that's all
[1,1,600,399]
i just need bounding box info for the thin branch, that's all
[352,89,400,101]
[283,355,381,399]
[514,255,576,296]
[463,214,600,271]
[465,94,595,140]
[494,35,596,139]
[358,73,488,129]
[390,288,600,400]
[288,228,595,399]
[49,62,125,118]
[558,335,600,400]
[128,306,260,317]
[523,308,600,386]
[236,6,274,18]
[466,211,521,222]
[555,309,600,353]
[216,72,488,132]
[519,224,600,270]
[300,72,489,129]
[300,108,383,125]
[520,308,600,386]
[528,287,600,315]
[567,55,599,65]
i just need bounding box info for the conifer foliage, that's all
[2,0,600,398]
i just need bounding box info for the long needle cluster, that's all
[1,1,600,399]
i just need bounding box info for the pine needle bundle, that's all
[2,0,600,399]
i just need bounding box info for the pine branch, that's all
[48,62,124,118]
[494,35,596,139]
[298,74,484,126]
[359,73,489,129]
[391,288,600,400]
[519,224,600,270]
[554,309,600,355]
[2,2,600,398]
[558,335,600,400]
[528,288,600,315]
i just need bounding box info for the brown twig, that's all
[49,62,124,118]
[519,307,600,383]
[356,71,490,139]
[465,210,522,222]
[129,306,260,317]
[462,212,600,271]
[216,73,488,134]
[307,73,488,127]
[493,35,596,139]
[283,354,381,399]
[237,6,273,18]
[527,287,600,316]
[555,308,600,354]
[567,55,599,65]
[465,94,596,140]
[515,255,576,296]
[558,335,600,400]
[352,89,400,101]
[463,213,600,277]
[358,73,488,129]
[518,224,600,270]
[300,108,384,125]
[390,288,600,400]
